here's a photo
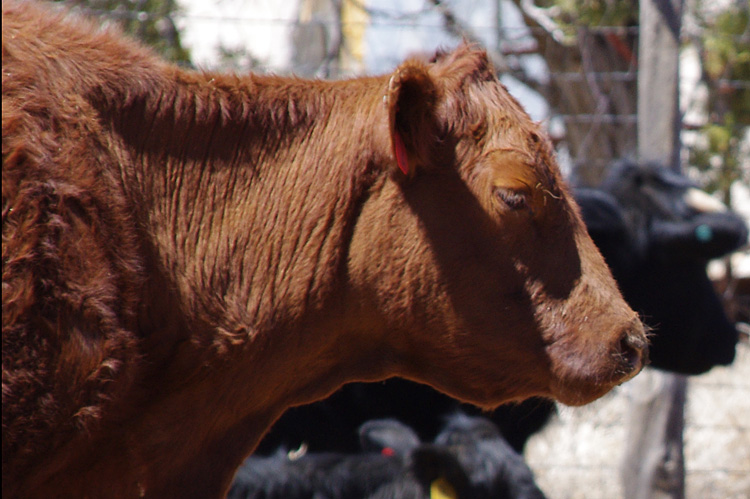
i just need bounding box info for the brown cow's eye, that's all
[495,188,528,211]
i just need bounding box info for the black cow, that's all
[253,161,747,459]
[228,420,415,499]
[430,413,547,499]
[230,415,546,499]
[256,379,554,456]
[576,160,748,373]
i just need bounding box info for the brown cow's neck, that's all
[89,64,397,491]
[102,67,388,331]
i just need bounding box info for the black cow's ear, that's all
[385,60,439,177]
[359,418,420,456]
[574,188,642,263]
[573,188,627,237]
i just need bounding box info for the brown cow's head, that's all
[348,46,647,408]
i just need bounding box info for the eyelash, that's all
[495,188,529,210]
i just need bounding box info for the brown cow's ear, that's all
[386,60,438,177]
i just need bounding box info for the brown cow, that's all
[2,1,647,497]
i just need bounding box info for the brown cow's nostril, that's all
[617,332,648,374]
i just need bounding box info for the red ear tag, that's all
[393,132,410,176]
[381,447,395,457]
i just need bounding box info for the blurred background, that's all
[55,1,749,497]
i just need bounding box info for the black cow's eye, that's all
[495,188,528,210]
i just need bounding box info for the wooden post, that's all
[292,0,340,77]
[623,0,686,497]
[637,0,683,171]
[340,0,368,76]
[622,371,687,499]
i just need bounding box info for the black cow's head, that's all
[575,161,748,374]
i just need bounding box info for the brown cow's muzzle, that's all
[549,317,649,406]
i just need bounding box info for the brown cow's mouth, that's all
[549,376,622,407]
[549,348,647,406]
